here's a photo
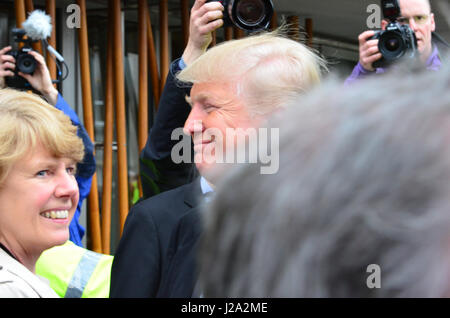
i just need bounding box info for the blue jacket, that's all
[54,94,96,246]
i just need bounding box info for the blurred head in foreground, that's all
[200,60,450,297]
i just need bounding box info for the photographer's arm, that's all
[0,46,15,88]
[181,0,224,65]
[345,30,382,85]
[140,0,223,199]
[18,51,58,105]
[53,94,96,246]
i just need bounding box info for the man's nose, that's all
[54,170,79,198]
[183,106,205,136]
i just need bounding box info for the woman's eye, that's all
[36,170,49,177]
[66,166,77,175]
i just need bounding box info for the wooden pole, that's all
[14,0,26,28]
[270,11,278,31]
[211,31,216,47]
[146,4,160,107]
[136,0,148,199]
[305,18,313,48]
[287,15,300,42]
[112,0,129,236]
[101,4,115,255]
[24,0,43,54]
[181,0,189,47]
[76,0,102,253]
[159,0,169,91]
[225,27,233,41]
[138,0,148,152]
[45,0,57,81]
[234,27,245,39]
[14,0,26,49]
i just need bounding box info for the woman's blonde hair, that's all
[177,29,327,116]
[0,88,84,184]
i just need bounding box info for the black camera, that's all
[5,28,37,90]
[207,0,274,32]
[370,0,417,68]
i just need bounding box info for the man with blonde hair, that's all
[111,0,325,298]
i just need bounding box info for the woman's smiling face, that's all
[0,142,79,259]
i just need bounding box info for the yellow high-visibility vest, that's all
[35,241,113,298]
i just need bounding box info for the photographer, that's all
[0,46,96,247]
[346,0,445,85]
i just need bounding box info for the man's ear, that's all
[430,13,435,32]
[381,19,389,30]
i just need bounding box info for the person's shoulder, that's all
[135,181,193,207]
[0,265,36,297]
[432,33,450,56]
[131,180,198,221]
[0,263,14,284]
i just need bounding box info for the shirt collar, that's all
[425,45,441,70]
[200,176,214,195]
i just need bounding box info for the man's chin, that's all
[195,160,228,186]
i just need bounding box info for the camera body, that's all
[206,0,273,32]
[370,0,418,68]
[5,28,37,90]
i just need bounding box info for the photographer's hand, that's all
[358,31,382,71]
[0,46,15,88]
[19,51,58,105]
[182,0,224,66]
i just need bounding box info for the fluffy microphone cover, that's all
[22,10,52,40]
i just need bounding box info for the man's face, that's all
[398,0,435,58]
[184,81,261,184]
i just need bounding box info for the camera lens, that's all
[379,31,405,59]
[374,22,417,68]
[16,53,36,74]
[236,0,265,25]
[386,38,400,51]
[229,0,273,32]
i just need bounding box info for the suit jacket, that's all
[110,178,203,298]
[0,249,58,298]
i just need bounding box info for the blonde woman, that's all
[0,89,84,297]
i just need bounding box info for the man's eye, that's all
[205,105,218,112]
[416,15,426,21]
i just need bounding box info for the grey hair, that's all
[200,59,450,297]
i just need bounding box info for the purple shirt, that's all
[345,46,442,85]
